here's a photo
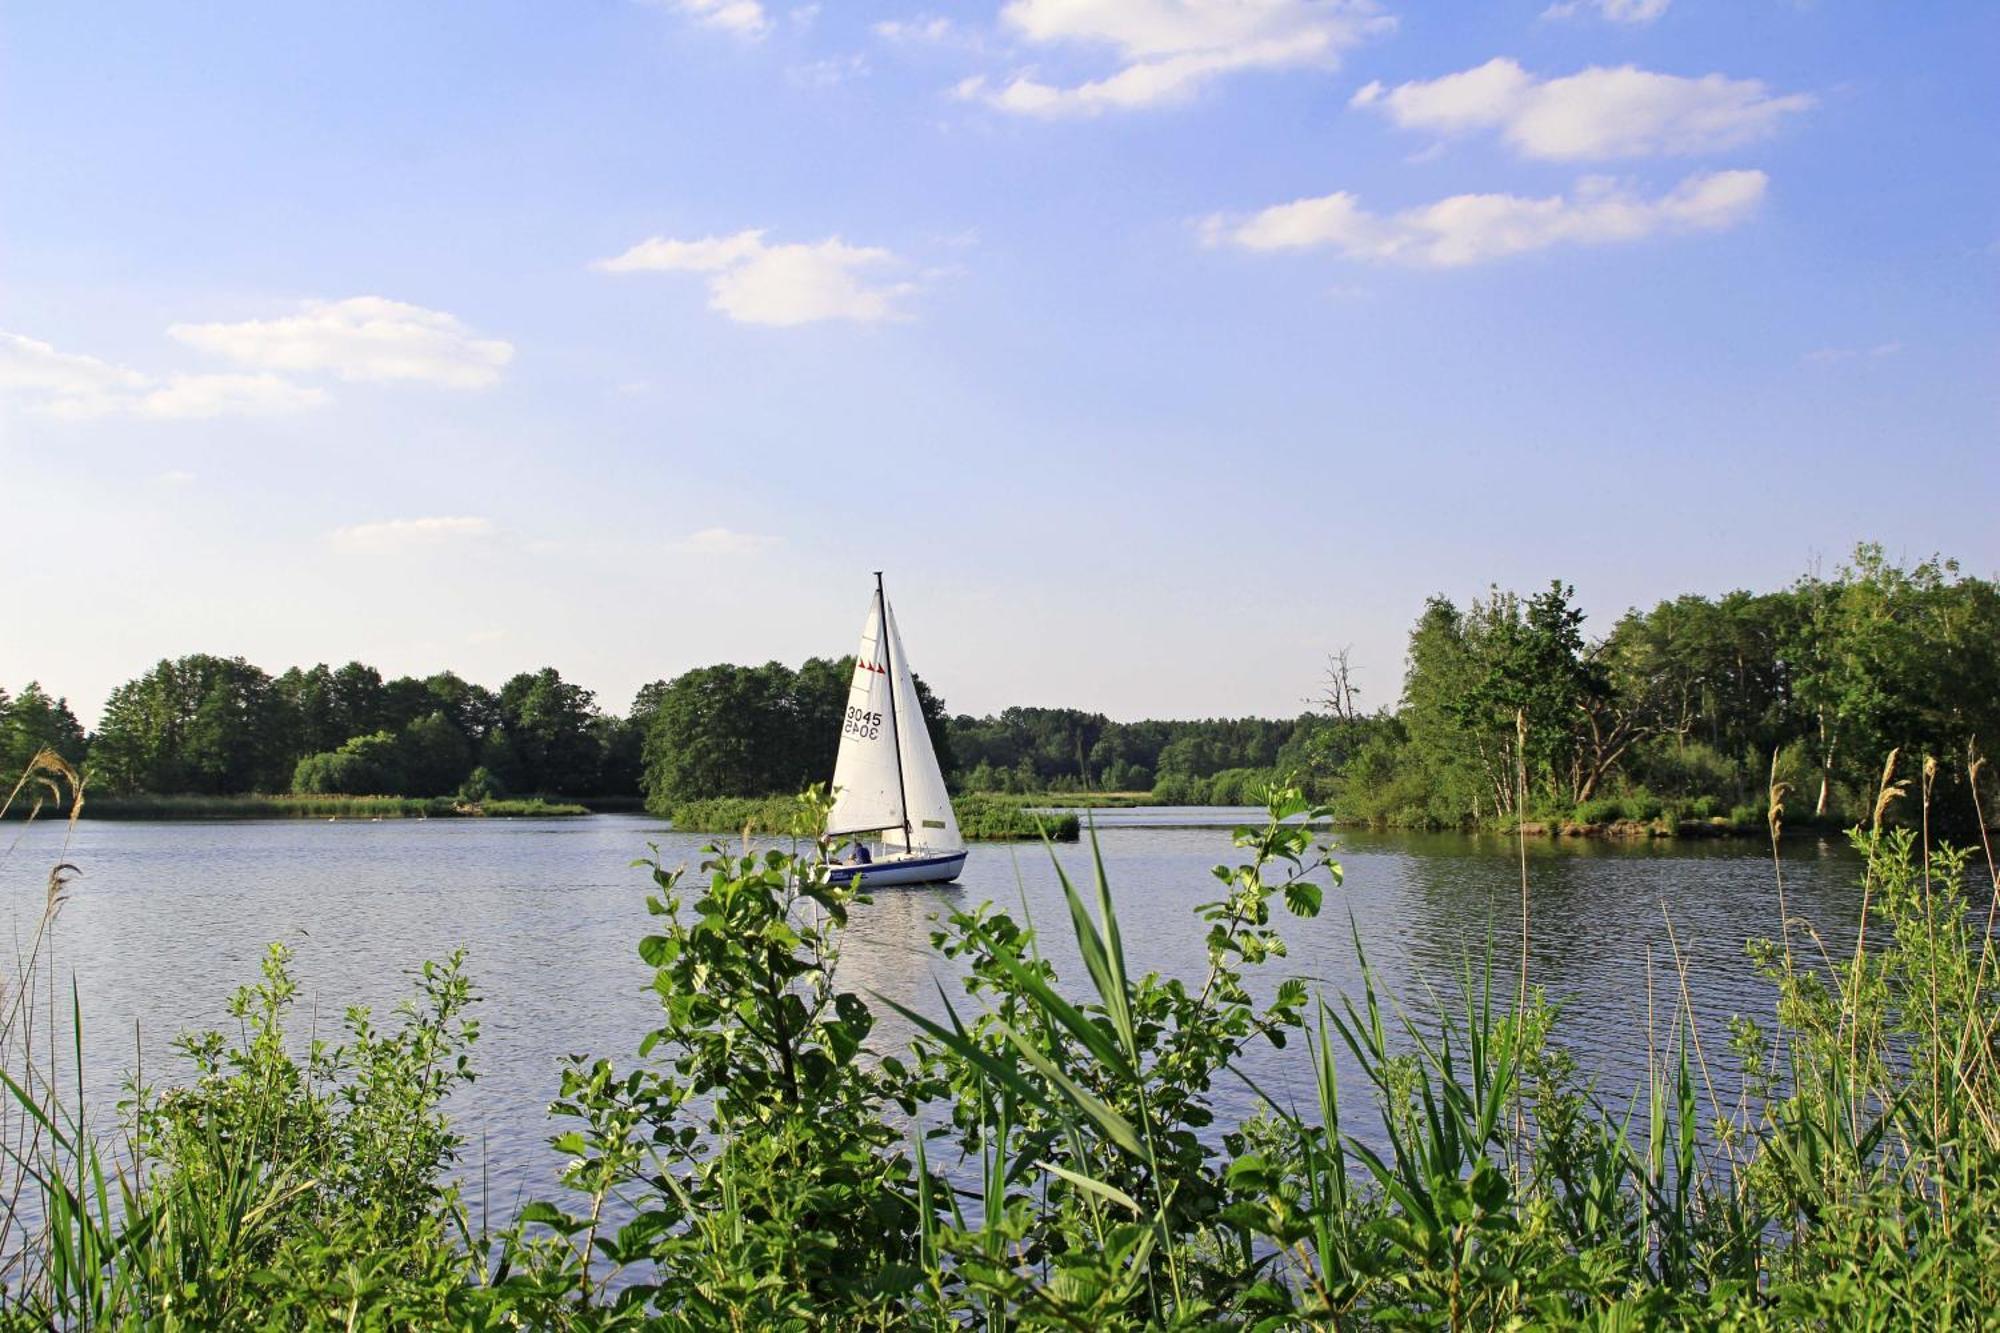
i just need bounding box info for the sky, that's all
[3,0,1996,728]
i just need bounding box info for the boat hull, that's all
[826,849,967,888]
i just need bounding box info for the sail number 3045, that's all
[844,707,885,740]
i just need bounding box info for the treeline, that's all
[8,544,1994,826]
[1343,544,2000,829]
[947,708,1333,803]
[0,655,953,811]
[31,658,640,803]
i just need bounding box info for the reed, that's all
[68,793,589,820]
[663,791,1082,841]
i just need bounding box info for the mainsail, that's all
[824,588,964,854]
[880,601,963,854]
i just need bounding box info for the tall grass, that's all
[664,791,1082,841]
[65,793,589,820]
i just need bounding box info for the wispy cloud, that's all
[595,229,916,326]
[1542,0,1670,25]
[957,0,1393,117]
[1204,169,1768,268]
[331,516,496,551]
[672,526,781,555]
[789,53,870,88]
[1351,58,1813,160]
[874,14,969,46]
[169,297,514,390]
[661,0,770,38]
[0,332,327,419]
[1803,341,1902,364]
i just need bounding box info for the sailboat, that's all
[824,575,967,888]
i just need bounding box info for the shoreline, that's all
[44,795,594,821]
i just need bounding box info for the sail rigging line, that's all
[877,571,915,850]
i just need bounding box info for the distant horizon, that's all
[7,4,1995,733]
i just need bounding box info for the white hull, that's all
[826,849,967,888]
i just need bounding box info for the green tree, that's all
[94,655,291,794]
[396,712,474,797]
[273,664,344,758]
[1792,545,2000,819]
[421,671,500,741]
[642,662,804,806]
[0,683,87,775]
[328,661,388,740]
[496,668,603,795]
[639,658,951,810]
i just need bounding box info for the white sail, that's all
[881,601,964,854]
[825,598,906,837]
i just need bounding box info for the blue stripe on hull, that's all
[826,850,968,888]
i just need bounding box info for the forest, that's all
[6,545,1996,828]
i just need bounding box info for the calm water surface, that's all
[3,812,1859,1219]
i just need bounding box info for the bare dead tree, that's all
[1317,647,1363,721]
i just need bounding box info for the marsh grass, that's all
[665,791,1082,841]
[65,794,589,820]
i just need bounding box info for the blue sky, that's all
[4,0,1996,725]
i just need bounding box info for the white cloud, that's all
[332,516,496,552]
[961,0,1393,116]
[168,297,513,389]
[1803,341,1902,364]
[0,332,326,419]
[665,0,771,37]
[673,526,781,555]
[1352,57,1813,159]
[1204,168,1768,267]
[1543,0,1669,24]
[595,229,915,326]
[0,333,148,410]
[133,374,328,419]
[875,15,964,44]
[789,53,870,87]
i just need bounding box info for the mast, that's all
[877,571,914,849]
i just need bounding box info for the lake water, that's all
[1,811,1860,1223]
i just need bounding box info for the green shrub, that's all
[7,939,486,1327]
[1620,789,1664,821]
[15,763,2000,1326]
[1575,795,1623,824]
[291,748,394,796]
[456,765,504,802]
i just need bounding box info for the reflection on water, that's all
[2,813,1859,1218]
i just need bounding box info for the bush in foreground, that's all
[5,750,1999,1327]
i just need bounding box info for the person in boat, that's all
[837,840,871,866]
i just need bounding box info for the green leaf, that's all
[1283,878,1323,918]
[1039,1160,1141,1215]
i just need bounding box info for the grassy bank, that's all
[69,793,591,819]
[662,791,1082,841]
[1010,789,1157,809]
